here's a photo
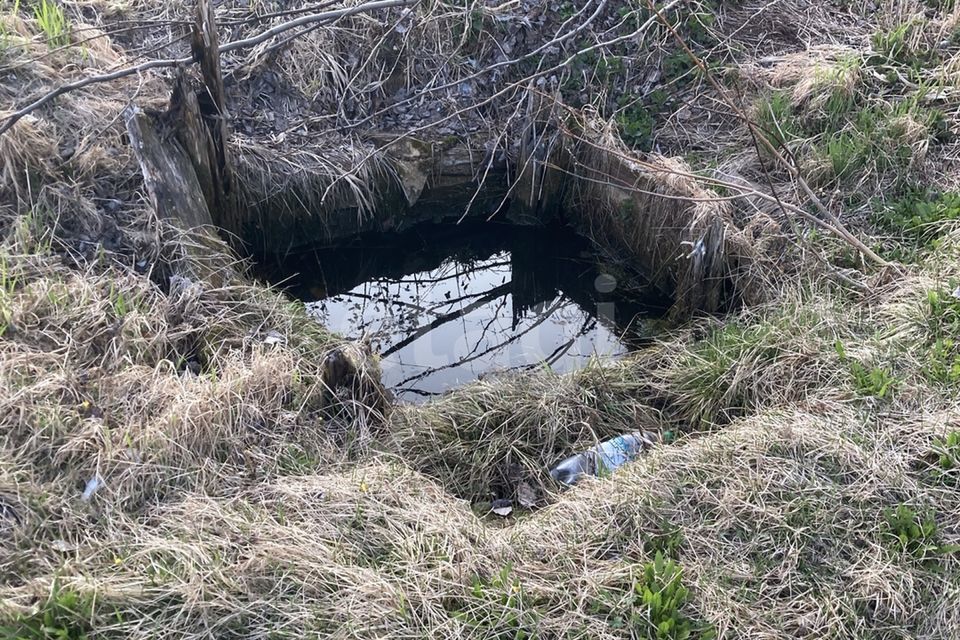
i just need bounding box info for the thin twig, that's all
[642,0,890,267]
[0,0,416,136]
[0,54,193,137]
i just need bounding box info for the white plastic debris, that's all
[51,539,78,552]
[490,499,513,517]
[549,431,659,486]
[81,475,103,502]
[263,330,285,346]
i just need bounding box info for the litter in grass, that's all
[549,431,660,485]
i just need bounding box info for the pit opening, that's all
[257,219,671,401]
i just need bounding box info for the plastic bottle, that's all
[549,431,658,486]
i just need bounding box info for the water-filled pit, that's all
[258,221,670,401]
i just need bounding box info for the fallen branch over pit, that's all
[0,0,416,136]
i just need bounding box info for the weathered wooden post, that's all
[187,0,237,232]
[123,0,240,282]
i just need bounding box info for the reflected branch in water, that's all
[391,260,510,285]
[395,297,567,387]
[337,288,437,316]
[424,270,512,311]
[465,296,509,358]
[381,281,514,357]
[256,220,672,401]
[541,315,596,368]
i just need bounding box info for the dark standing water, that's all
[258,222,670,401]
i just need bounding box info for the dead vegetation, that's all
[7,212,960,637]
[3,0,960,637]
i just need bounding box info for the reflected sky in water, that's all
[258,222,669,400]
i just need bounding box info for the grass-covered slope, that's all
[3,0,960,637]
[4,225,960,638]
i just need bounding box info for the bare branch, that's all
[0,0,416,136]
[642,0,890,268]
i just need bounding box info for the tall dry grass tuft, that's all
[557,116,763,316]
[231,135,398,246]
[0,213,375,524]
[0,119,59,209]
[390,359,662,504]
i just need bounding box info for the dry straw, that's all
[3,0,960,637]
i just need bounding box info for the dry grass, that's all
[557,117,764,316]
[231,134,399,248]
[390,358,662,504]
[4,0,960,637]
[6,389,960,637]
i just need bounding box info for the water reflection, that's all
[258,222,669,400]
